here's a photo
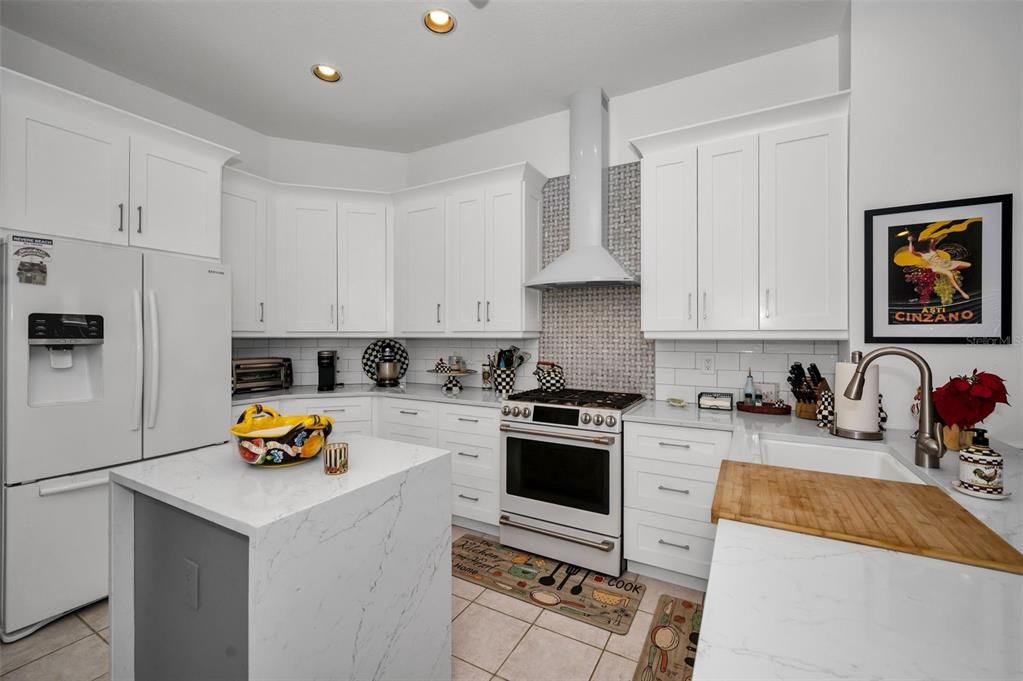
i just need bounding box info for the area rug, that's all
[631,595,703,681]
[452,533,645,635]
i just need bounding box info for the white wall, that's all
[847,1,1023,442]
[406,36,842,184]
[266,136,406,192]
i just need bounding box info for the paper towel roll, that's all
[835,361,880,434]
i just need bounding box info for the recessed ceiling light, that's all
[423,8,455,34]
[311,64,341,83]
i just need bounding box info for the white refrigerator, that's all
[1,234,231,641]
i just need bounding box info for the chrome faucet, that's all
[843,347,945,469]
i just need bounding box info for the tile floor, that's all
[0,526,703,681]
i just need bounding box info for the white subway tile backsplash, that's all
[763,341,815,354]
[673,340,718,352]
[656,351,696,369]
[738,353,789,372]
[814,341,840,355]
[717,370,764,390]
[716,341,763,353]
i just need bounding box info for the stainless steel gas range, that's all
[498,389,645,576]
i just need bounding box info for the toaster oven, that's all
[232,357,293,394]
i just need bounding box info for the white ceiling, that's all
[0,0,849,152]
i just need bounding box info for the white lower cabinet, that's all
[377,422,438,447]
[623,421,732,581]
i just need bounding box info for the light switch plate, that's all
[182,557,200,610]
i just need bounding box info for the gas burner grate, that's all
[506,388,644,410]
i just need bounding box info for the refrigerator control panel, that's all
[27,313,104,345]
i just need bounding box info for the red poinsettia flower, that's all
[933,370,1009,428]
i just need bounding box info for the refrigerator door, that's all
[142,253,230,458]
[2,469,110,634]
[4,236,143,484]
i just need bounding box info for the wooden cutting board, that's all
[711,460,1023,575]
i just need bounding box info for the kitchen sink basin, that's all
[758,439,924,484]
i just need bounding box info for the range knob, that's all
[605,415,617,428]
[501,405,512,416]
[512,406,522,417]
[593,414,605,426]
[522,407,531,418]
[580,413,592,425]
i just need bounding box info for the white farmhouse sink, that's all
[758,439,924,484]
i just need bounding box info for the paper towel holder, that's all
[830,350,884,440]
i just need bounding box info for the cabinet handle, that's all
[436,303,441,324]
[136,205,143,233]
[399,410,419,415]
[457,451,480,459]
[687,292,693,320]
[340,305,345,327]
[486,301,491,323]
[764,288,771,319]
[703,291,708,320]
[324,408,347,413]
[477,301,482,323]
[458,493,480,502]
[330,304,335,323]
[658,485,691,495]
[118,203,124,232]
[457,417,479,423]
[658,539,690,551]
[658,441,691,449]
[259,302,264,323]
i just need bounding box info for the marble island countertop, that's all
[232,382,504,408]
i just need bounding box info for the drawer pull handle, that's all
[658,539,690,551]
[658,441,691,449]
[457,417,479,423]
[324,408,347,413]
[399,410,419,415]
[458,493,479,502]
[657,485,690,495]
[457,451,480,459]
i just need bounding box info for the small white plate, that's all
[951,480,1012,501]
[666,398,688,408]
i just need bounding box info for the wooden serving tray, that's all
[736,402,792,416]
[711,460,1023,575]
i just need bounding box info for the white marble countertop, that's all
[232,382,503,408]
[109,435,450,536]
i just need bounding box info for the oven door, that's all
[500,422,621,538]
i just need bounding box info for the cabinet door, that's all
[128,136,223,258]
[445,189,486,332]
[221,172,268,332]
[484,181,524,332]
[394,197,446,333]
[759,118,847,330]
[0,94,129,244]
[697,136,759,330]
[339,200,388,333]
[276,196,338,332]
[641,148,698,331]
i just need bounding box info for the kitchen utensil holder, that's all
[492,368,517,395]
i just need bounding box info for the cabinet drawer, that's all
[624,457,719,522]
[230,399,279,423]
[278,397,372,423]
[452,481,499,525]
[625,422,732,467]
[439,430,500,482]
[331,422,374,440]
[438,404,500,437]
[380,399,438,428]
[378,422,437,447]
[624,508,716,580]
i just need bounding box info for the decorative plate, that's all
[361,339,410,382]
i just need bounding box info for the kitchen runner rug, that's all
[452,533,644,635]
[631,595,703,681]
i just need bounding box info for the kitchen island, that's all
[108,435,452,681]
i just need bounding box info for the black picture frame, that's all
[864,194,1012,344]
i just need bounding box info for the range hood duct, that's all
[525,88,638,289]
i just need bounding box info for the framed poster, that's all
[865,194,1012,344]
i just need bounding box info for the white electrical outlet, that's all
[701,355,716,374]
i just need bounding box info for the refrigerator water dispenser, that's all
[27,313,105,405]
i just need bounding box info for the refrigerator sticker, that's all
[11,235,52,286]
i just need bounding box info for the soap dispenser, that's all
[955,429,1008,498]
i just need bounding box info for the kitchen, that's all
[1,1,1022,680]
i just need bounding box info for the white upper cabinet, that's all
[758,117,847,331]
[221,170,268,333]
[641,148,699,331]
[339,200,388,333]
[0,71,235,258]
[276,194,339,333]
[484,181,527,333]
[445,188,487,332]
[697,135,759,330]
[394,196,447,334]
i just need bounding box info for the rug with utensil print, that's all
[452,533,644,635]
[632,595,703,681]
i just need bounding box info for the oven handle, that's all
[499,515,615,552]
[499,424,615,446]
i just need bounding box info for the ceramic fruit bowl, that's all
[230,404,333,467]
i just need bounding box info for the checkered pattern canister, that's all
[816,390,836,428]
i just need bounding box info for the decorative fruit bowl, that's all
[230,404,333,467]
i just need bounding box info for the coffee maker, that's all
[317,350,338,391]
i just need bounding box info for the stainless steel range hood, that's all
[525,88,638,289]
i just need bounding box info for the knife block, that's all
[794,379,831,420]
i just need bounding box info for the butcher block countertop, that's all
[711,460,1023,575]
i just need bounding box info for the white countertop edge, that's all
[232,383,504,408]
